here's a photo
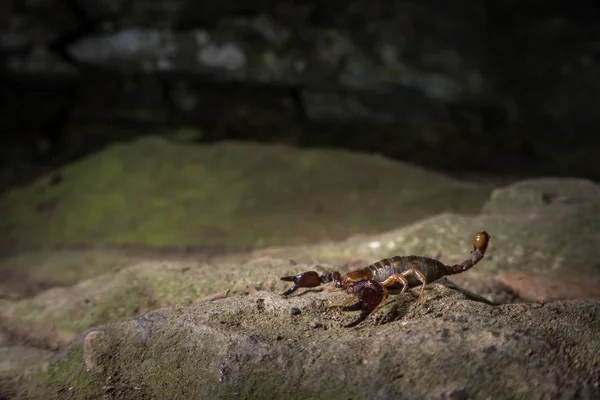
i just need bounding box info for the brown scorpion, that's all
[281,231,490,328]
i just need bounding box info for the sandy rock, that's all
[27,287,600,399]
[0,257,310,347]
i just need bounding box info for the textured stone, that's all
[25,288,600,399]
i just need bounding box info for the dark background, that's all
[2,0,600,193]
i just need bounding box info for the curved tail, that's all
[445,231,490,275]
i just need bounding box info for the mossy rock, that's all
[0,257,308,348]
[2,178,599,352]
[0,136,490,253]
[0,346,52,376]
[0,249,152,300]
[1,177,599,399]
[25,288,600,399]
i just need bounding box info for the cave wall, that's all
[1,0,600,188]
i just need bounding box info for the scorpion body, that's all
[281,231,490,328]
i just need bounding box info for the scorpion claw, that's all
[281,271,322,296]
[342,280,386,328]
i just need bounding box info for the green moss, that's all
[27,341,101,399]
[0,137,490,252]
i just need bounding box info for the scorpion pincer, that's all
[281,231,490,328]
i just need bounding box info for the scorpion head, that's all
[339,269,373,291]
[473,231,491,254]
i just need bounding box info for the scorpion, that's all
[281,231,490,328]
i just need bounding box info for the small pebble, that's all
[291,307,301,315]
[308,320,322,329]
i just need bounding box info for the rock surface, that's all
[26,288,600,399]
[1,176,599,352]
[1,153,600,398]
[0,257,302,349]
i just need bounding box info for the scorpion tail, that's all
[342,280,386,328]
[445,231,491,275]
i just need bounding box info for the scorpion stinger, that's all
[280,231,491,328]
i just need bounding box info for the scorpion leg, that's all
[341,280,387,328]
[380,273,410,303]
[401,268,428,304]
